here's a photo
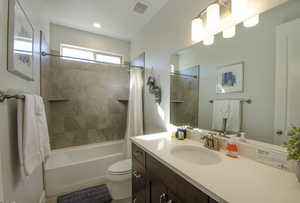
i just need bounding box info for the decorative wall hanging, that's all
[147,67,162,104]
[8,0,35,81]
[216,62,244,94]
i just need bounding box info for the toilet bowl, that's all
[106,159,132,200]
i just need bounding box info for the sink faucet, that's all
[201,134,220,151]
[222,118,228,136]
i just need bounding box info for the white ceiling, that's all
[43,0,169,41]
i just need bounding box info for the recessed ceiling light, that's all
[93,23,101,28]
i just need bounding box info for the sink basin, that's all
[170,145,222,165]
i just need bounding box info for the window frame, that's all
[60,44,123,65]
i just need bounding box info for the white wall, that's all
[131,0,288,134]
[50,24,131,63]
[0,155,3,203]
[0,0,49,202]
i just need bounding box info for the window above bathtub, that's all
[60,44,123,65]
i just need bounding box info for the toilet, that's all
[106,159,132,200]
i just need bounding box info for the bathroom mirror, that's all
[170,0,300,146]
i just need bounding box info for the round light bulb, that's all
[207,3,220,31]
[191,17,204,42]
[203,35,214,46]
[223,26,236,38]
[243,15,259,27]
[93,23,102,28]
[232,0,248,20]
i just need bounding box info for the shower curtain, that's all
[125,67,144,158]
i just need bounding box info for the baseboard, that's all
[39,191,46,203]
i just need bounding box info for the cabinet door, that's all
[132,158,146,203]
[209,198,218,203]
[167,191,184,203]
[149,178,168,203]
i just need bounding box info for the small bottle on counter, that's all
[226,135,239,158]
[239,132,247,142]
[176,128,187,140]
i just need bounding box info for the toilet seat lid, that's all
[108,159,132,175]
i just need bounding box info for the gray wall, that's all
[50,24,131,64]
[0,0,49,202]
[177,0,300,143]
[42,52,129,149]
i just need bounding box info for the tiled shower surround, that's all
[170,67,199,128]
[42,51,129,149]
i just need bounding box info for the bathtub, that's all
[45,140,125,197]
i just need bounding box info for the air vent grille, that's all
[133,2,149,14]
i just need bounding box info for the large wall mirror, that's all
[170,0,300,146]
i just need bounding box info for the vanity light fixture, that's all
[232,0,248,20]
[207,3,220,31]
[222,25,236,38]
[243,15,260,27]
[192,17,204,42]
[93,23,102,28]
[203,35,215,46]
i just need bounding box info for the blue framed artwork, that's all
[216,62,244,94]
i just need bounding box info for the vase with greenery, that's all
[284,126,300,182]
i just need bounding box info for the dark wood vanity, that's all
[132,143,219,203]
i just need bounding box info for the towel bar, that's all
[0,91,25,103]
[209,99,252,104]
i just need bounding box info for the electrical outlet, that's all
[256,148,289,170]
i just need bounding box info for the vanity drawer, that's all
[132,143,146,167]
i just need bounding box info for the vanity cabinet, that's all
[132,143,219,203]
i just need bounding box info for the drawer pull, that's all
[167,200,173,203]
[160,193,167,203]
[133,171,142,179]
[133,198,137,203]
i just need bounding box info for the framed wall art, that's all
[216,62,244,94]
[8,0,35,81]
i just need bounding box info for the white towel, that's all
[34,96,51,162]
[212,100,230,131]
[212,100,241,132]
[226,100,241,133]
[17,94,51,176]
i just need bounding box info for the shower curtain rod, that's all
[41,52,111,64]
[41,52,144,71]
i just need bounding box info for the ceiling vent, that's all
[133,2,149,14]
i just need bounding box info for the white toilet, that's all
[106,159,132,200]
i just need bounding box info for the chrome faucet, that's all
[222,118,228,135]
[201,134,220,151]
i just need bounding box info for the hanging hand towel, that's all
[212,100,230,131]
[18,94,42,176]
[34,95,51,162]
[226,100,241,133]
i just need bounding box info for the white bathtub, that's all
[45,140,125,197]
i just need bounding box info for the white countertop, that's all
[131,132,300,203]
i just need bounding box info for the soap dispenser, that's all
[226,135,239,158]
